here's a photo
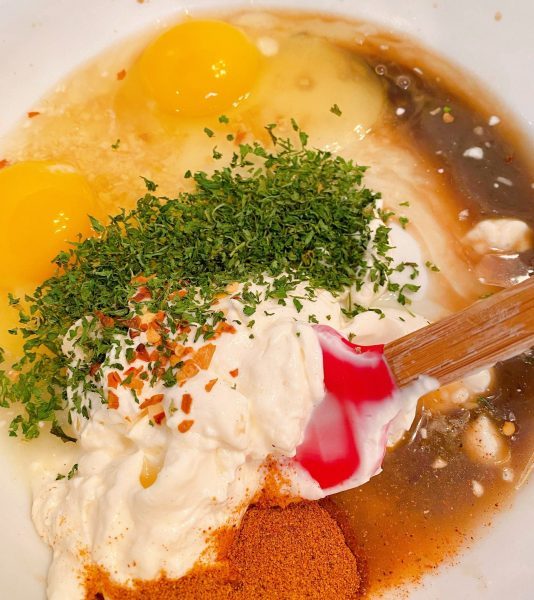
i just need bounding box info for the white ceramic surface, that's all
[0,1,532,598]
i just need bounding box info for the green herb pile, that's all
[0,122,417,441]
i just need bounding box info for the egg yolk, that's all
[138,20,261,117]
[0,160,97,289]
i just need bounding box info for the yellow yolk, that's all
[137,20,260,117]
[0,160,97,289]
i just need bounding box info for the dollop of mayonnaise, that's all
[33,270,429,599]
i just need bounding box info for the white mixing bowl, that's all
[0,1,532,598]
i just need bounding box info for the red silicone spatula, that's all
[295,276,534,494]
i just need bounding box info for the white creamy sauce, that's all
[464,218,532,255]
[33,250,432,598]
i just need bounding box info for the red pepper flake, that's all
[181,393,193,414]
[89,362,102,377]
[148,349,162,363]
[107,391,119,409]
[131,379,145,393]
[95,310,115,328]
[129,330,141,339]
[131,275,150,285]
[123,315,142,329]
[177,289,188,298]
[146,324,162,346]
[124,366,143,377]
[154,311,166,323]
[192,343,216,370]
[27,111,41,118]
[177,360,200,386]
[135,343,151,362]
[213,321,237,338]
[131,286,151,302]
[177,419,194,433]
[0,159,9,170]
[140,394,165,409]
[107,371,121,389]
[169,355,182,367]
[229,368,239,378]
[153,411,166,425]
[205,378,218,392]
[173,344,193,360]
[116,69,127,81]
[122,366,144,393]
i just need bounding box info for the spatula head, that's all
[295,325,408,494]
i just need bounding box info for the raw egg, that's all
[244,36,385,150]
[137,20,261,117]
[0,160,97,289]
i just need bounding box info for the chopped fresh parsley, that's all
[330,103,342,116]
[0,123,416,440]
[399,215,409,229]
[425,260,440,272]
[56,463,78,481]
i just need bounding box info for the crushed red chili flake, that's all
[177,360,200,386]
[174,344,193,360]
[89,363,102,377]
[205,378,218,392]
[107,391,119,410]
[0,159,9,169]
[181,393,193,414]
[213,321,237,339]
[192,344,216,370]
[27,111,41,118]
[139,394,165,410]
[124,366,142,377]
[154,311,166,323]
[149,349,163,363]
[177,419,194,433]
[135,343,151,362]
[131,275,148,285]
[116,69,127,80]
[146,323,163,346]
[229,369,239,378]
[169,355,182,368]
[124,315,142,330]
[122,367,144,394]
[95,310,115,328]
[107,371,121,389]
[132,286,152,302]
[129,330,141,339]
[153,411,166,425]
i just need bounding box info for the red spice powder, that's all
[84,501,363,600]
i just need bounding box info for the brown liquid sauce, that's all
[329,31,534,595]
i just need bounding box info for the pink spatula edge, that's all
[296,276,534,494]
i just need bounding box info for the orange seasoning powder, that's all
[85,501,363,600]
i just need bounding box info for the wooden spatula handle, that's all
[384,276,534,388]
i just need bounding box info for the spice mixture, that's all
[85,501,363,600]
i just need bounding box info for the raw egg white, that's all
[245,36,385,149]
